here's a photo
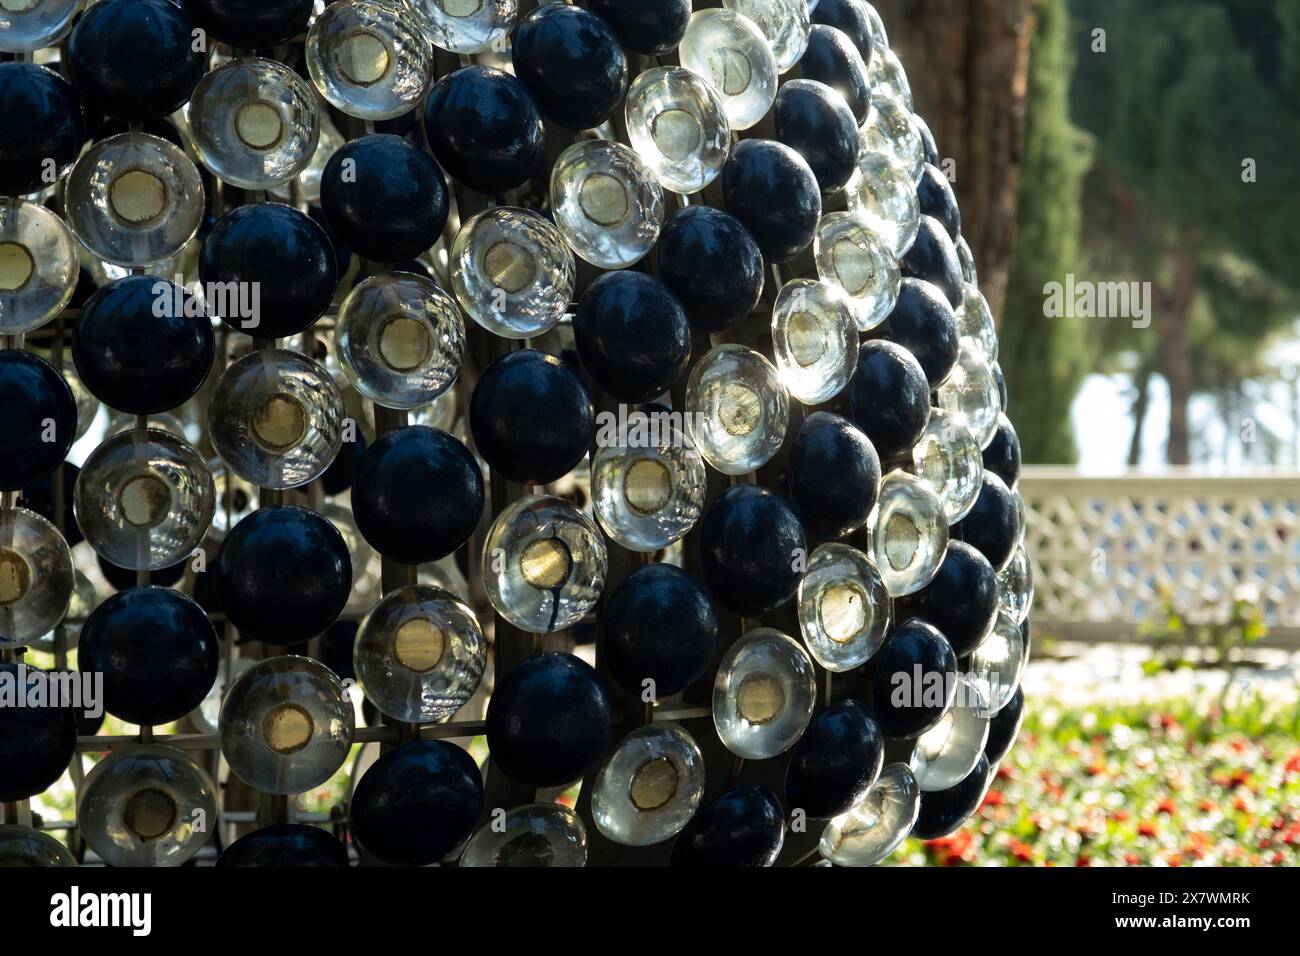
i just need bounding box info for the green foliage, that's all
[1139,588,1268,674]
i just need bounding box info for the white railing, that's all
[1019,467,1300,648]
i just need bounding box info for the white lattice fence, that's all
[1018,467,1300,648]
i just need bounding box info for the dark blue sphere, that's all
[72,276,214,415]
[657,206,764,333]
[187,0,312,48]
[670,784,785,867]
[215,505,352,644]
[850,340,931,463]
[423,66,544,195]
[351,740,483,866]
[789,411,881,540]
[885,277,959,388]
[800,24,871,125]
[217,823,350,867]
[584,0,689,55]
[320,134,448,264]
[914,112,941,167]
[0,350,75,491]
[0,64,85,196]
[602,564,718,698]
[982,416,1022,490]
[485,653,612,787]
[810,0,876,62]
[700,485,806,616]
[351,426,483,565]
[785,699,884,819]
[899,541,998,657]
[469,349,594,485]
[871,618,958,739]
[917,163,961,240]
[722,139,822,262]
[66,0,207,121]
[984,686,1024,765]
[199,203,339,337]
[98,555,186,592]
[321,432,365,497]
[954,472,1020,573]
[78,586,219,726]
[0,662,77,802]
[774,79,860,194]
[901,215,964,309]
[911,753,993,840]
[573,272,691,403]
[512,4,627,130]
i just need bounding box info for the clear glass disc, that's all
[0,0,80,52]
[592,723,706,847]
[410,0,516,54]
[624,66,731,195]
[549,139,664,269]
[860,90,923,186]
[591,428,706,553]
[679,9,778,131]
[957,281,998,362]
[0,824,76,866]
[814,211,900,330]
[866,46,913,110]
[713,627,816,759]
[971,609,1026,713]
[998,541,1034,626]
[845,150,920,258]
[771,278,858,404]
[910,675,990,792]
[909,408,983,524]
[460,802,587,867]
[955,234,978,284]
[796,543,890,672]
[819,761,920,866]
[868,470,948,597]
[935,345,1000,449]
[0,201,78,335]
[685,344,788,475]
[0,506,73,646]
[722,0,811,73]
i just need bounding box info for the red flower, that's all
[1076,854,1092,867]
[1199,799,1216,813]
[1138,821,1158,837]
[1156,799,1176,816]
[982,790,1005,808]
[1124,852,1141,865]
[1010,841,1034,863]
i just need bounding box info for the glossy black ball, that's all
[982,415,1022,490]
[789,411,881,540]
[0,64,85,196]
[774,79,859,194]
[423,66,544,195]
[885,278,959,388]
[215,506,352,644]
[901,215,963,309]
[187,0,312,48]
[0,350,75,491]
[810,0,876,62]
[914,112,941,167]
[99,556,185,592]
[217,824,349,867]
[584,0,689,55]
[200,203,338,337]
[351,741,483,866]
[871,618,958,739]
[485,653,612,787]
[954,472,1020,573]
[700,485,806,616]
[850,340,931,463]
[512,4,626,130]
[66,0,206,121]
[0,663,77,802]
[784,700,884,819]
[911,753,993,840]
[602,564,718,698]
[993,361,1009,410]
[657,206,764,333]
[320,134,448,263]
[73,276,214,414]
[469,349,594,485]
[78,587,219,726]
[722,139,822,262]
[320,432,365,497]
[351,426,483,565]
[984,686,1024,765]
[801,24,871,124]
[916,163,961,240]
[670,785,785,867]
[573,272,691,403]
[899,541,998,657]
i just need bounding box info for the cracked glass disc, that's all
[796,543,890,672]
[723,0,810,73]
[592,723,706,847]
[866,46,913,110]
[0,0,79,52]
[64,133,204,268]
[845,150,920,258]
[354,584,486,723]
[861,91,923,186]
[0,201,78,335]
[591,429,705,553]
[814,211,900,330]
[483,495,607,634]
[819,761,919,867]
[550,139,664,269]
[685,344,788,476]
[306,0,435,120]
[910,675,990,792]
[412,0,516,53]
[936,345,1000,449]
[0,824,76,866]
[451,207,575,339]
[0,506,73,646]
[956,281,997,362]
[219,655,356,795]
[624,66,731,195]
[679,9,778,131]
[771,278,858,404]
[76,744,217,867]
[188,57,320,190]
[971,609,1025,713]
[336,271,466,410]
[208,349,346,490]
[998,541,1034,626]
[74,428,215,573]
[713,627,816,759]
[460,803,587,867]
[910,408,983,524]
[868,470,948,597]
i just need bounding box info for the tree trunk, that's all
[1154,228,1199,465]
[872,0,1034,318]
[1127,366,1151,466]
